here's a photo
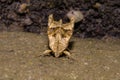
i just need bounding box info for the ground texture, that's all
[0,32,120,80]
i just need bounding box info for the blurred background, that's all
[0,0,120,38]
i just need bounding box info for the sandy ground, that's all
[0,32,120,80]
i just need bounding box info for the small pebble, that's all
[67,10,84,23]
[18,3,29,14]
[93,2,102,9]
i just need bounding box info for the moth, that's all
[43,14,75,58]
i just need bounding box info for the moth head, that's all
[55,52,61,58]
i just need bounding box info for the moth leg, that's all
[40,50,52,56]
[63,50,75,60]
[63,50,71,58]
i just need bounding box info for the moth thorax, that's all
[56,32,62,40]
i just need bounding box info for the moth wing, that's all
[62,22,74,40]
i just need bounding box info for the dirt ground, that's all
[0,32,120,80]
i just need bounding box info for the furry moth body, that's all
[43,14,75,58]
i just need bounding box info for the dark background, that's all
[0,0,120,38]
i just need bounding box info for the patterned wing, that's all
[47,14,75,57]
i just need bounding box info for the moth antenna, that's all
[59,19,62,24]
[48,14,54,26]
[70,16,75,23]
